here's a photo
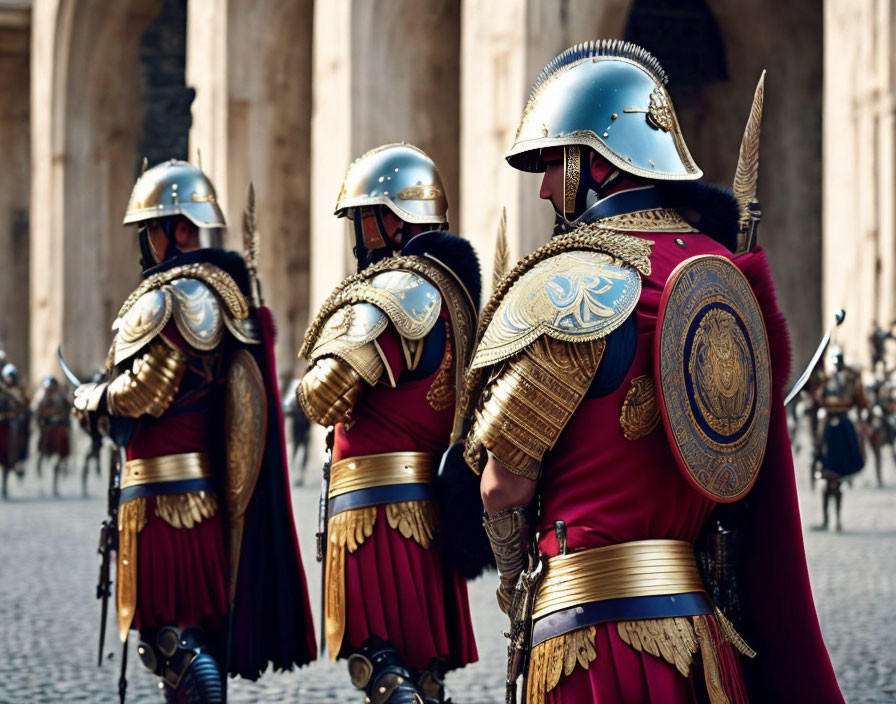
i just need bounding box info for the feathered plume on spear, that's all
[492,206,509,292]
[243,181,263,306]
[733,70,766,255]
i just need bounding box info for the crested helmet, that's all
[507,40,701,228]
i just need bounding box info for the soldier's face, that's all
[539,147,565,212]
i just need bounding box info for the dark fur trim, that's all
[435,443,495,579]
[143,248,252,296]
[402,231,482,310]
[656,181,740,253]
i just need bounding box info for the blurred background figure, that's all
[33,375,71,498]
[869,321,894,375]
[0,362,29,498]
[813,348,868,531]
[281,377,311,486]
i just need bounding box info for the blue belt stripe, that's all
[531,592,713,647]
[328,483,432,516]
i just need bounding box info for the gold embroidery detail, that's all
[471,251,639,368]
[426,333,455,411]
[117,497,147,642]
[620,375,660,440]
[155,491,219,529]
[689,308,753,436]
[528,626,597,704]
[384,500,438,549]
[325,507,377,659]
[616,617,698,678]
[713,606,756,658]
[597,208,698,233]
[693,615,731,704]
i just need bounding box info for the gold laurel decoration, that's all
[384,500,439,549]
[154,491,218,530]
[693,615,732,704]
[426,333,455,412]
[325,507,377,660]
[616,617,698,678]
[620,375,661,440]
[527,626,597,704]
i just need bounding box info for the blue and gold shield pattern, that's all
[655,255,771,502]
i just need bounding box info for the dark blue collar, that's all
[582,186,663,223]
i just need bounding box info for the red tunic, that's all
[538,231,745,703]
[333,309,478,671]
[126,321,229,633]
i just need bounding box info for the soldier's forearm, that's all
[481,454,537,517]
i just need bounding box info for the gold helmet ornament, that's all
[335,143,448,270]
[507,40,701,229]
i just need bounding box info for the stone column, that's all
[824,0,894,367]
[188,0,313,378]
[459,0,632,297]
[310,0,462,312]
[30,0,161,383]
[0,5,30,379]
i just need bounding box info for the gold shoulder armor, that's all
[167,278,225,351]
[471,250,640,369]
[307,303,389,385]
[466,335,606,480]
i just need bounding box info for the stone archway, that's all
[31,0,174,380]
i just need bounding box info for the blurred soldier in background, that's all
[282,377,311,485]
[814,348,868,530]
[34,375,71,497]
[0,362,29,498]
[73,160,316,701]
[299,143,480,703]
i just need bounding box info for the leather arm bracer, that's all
[483,507,527,614]
[106,340,187,418]
[299,354,373,427]
[466,335,605,480]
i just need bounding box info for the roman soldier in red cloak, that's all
[299,143,480,703]
[73,160,316,702]
[464,41,843,703]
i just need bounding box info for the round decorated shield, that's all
[655,255,771,502]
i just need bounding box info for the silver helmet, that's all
[506,40,701,182]
[123,160,226,229]
[335,143,448,225]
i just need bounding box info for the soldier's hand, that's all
[72,382,107,434]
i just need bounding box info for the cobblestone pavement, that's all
[0,430,893,702]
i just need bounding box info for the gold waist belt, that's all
[532,539,706,620]
[328,451,437,498]
[121,452,212,489]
